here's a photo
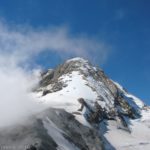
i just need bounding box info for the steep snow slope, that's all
[35,71,95,127]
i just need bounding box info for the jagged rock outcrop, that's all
[0,108,104,150]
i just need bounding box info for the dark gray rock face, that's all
[0,108,104,150]
[0,115,58,150]
[40,108,103,150]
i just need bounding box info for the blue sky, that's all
[0,0,150,104]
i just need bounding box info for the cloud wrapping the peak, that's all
[0,21,110,66]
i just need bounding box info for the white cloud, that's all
[0,21,111,127]
[0,65,43,127]
[0,21,110,66]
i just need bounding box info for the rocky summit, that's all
[1,57,150,150]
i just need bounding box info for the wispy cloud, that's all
[0,21,110,67]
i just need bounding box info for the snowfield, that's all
[104,114,150,150]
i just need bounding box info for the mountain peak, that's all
[38,57,145,120]
[65,57,93,71]
[3,57,149,150]
[33,57,150,150]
